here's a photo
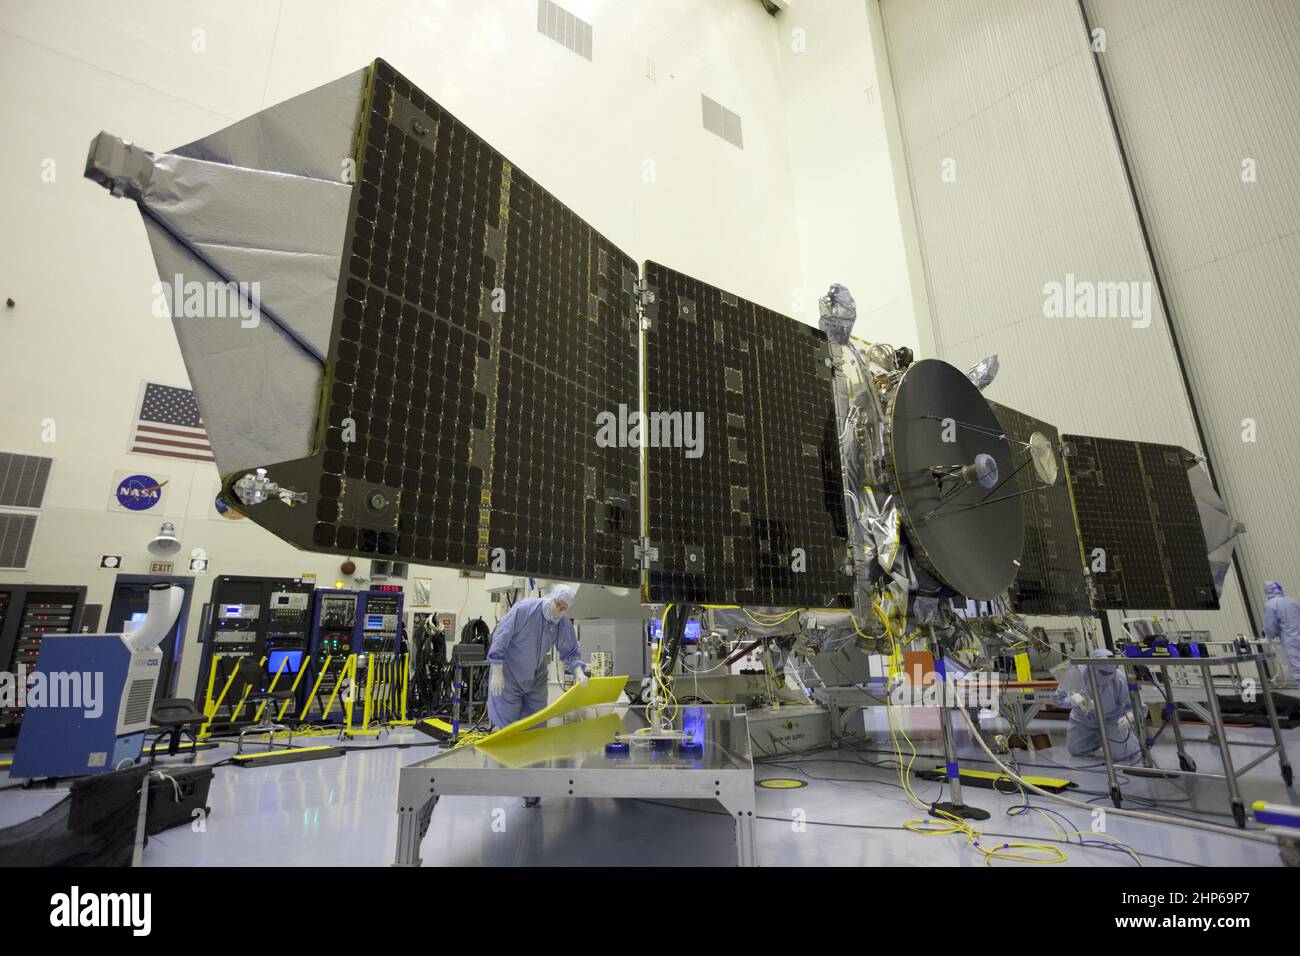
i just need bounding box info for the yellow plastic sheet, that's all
[475,675,628,746]
[476,713,624,768]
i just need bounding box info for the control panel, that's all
[214,603,260,654]
[361,594,401,653]
[264,590,309,680]
[307,590,359,717]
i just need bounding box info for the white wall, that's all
[1082,0,1300,627]
[0,0,827,696]
[875,0,1253,637]
[778,0,917,350]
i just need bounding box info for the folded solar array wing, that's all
[1061,435,1219,610]
[642,262,852,607]
[228,58,641,586]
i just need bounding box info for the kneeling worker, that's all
[1057,648,1136,757]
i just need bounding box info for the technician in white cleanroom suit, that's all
[1263,581,1300,682]
[487,584,589,731]
[1056,647,1136,757]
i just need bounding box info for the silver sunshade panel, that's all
[90,69,366,475]
[141,214,330,473]
[1188,463,1246,598]
[171,69,366,183]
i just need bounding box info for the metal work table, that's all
[1071,652,1293,827]
[998,682,1059,752]
[818,683,892,741]
[393,704,757,865]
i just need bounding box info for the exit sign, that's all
[150,560,174,574]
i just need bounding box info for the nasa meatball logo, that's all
[115,474,166,511]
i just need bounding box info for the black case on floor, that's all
[147,765,213,836]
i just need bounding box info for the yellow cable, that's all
[878,607,1067,866]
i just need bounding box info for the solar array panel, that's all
[1062,435,1217,610]
[986,401,1090,615]
[236,59,640,586]
[642,262,851,607]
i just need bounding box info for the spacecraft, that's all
[86,58,1237,640]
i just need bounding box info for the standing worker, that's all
[487,584,589,808]
[487,584,589,731]
[1264,581,1300,684]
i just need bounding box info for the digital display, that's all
[267,649,303,674]
[364,614,385,630]
[648,618,702,642]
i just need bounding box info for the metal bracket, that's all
[633,537,660,569]
[233,468,309,507]
[634,280,657,330]
[85,132,156,201]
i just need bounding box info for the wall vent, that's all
[701,95,744,149]
[0,452,53,509]
[0,513,38,570]
[538,0,592,60]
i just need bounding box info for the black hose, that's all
[660,604,691,676]
[460,618,490,645]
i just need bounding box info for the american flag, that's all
[129,382,215,463]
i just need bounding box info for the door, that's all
[106,574,194,704]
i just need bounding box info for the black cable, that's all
[408,616,448,717]
[460,618,490,645]
[766,736,1232,825]
[628,798,1204,867]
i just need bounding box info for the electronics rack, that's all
[354,585,404,721]
[264,588,311,705]
[0,585,87,738]
[194,575,314,725]
[305,588,361,720]
[304,586,405,722]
